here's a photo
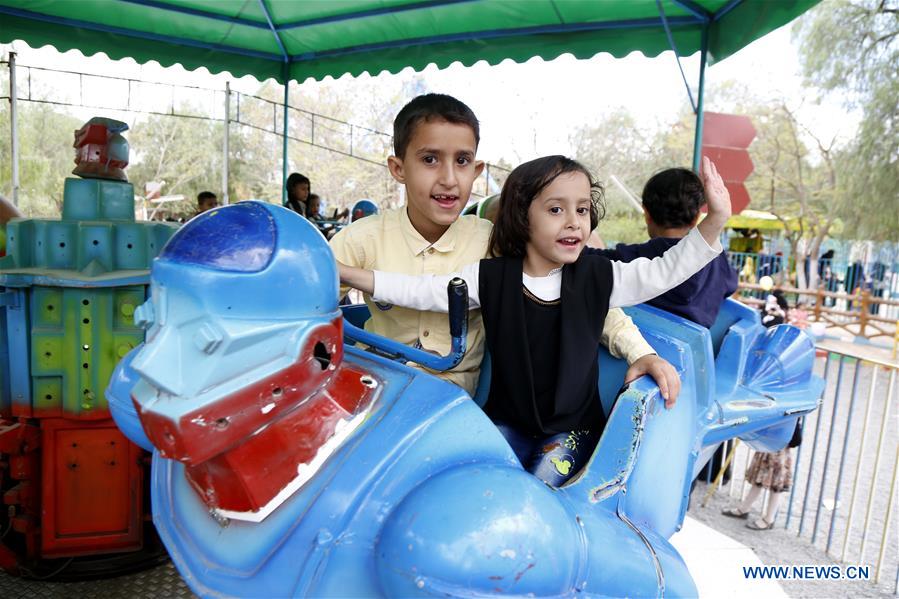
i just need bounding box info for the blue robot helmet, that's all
[351,199,378,222]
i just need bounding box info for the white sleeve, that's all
[372,262,481,312]
[609,227,722,308]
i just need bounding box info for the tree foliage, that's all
[793,0,899,239]
[0,102,82,216]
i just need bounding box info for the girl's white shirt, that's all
[373,227,721,311]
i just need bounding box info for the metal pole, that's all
[826,360,862,553]
[875,439,898,584]
[812,355,845,544]
[281,65,290,206]
[222,81,230,205]
[840,365,878,560]
[691,26,708,173]
[9,51,19,206]
[859,368,896,564]
[785,415,808,527]
[799,353,833,535]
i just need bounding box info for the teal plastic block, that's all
[63,178,135,221]
[0,174,177,419]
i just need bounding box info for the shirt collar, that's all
[400,206,460,256]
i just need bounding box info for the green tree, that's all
[128,111,223,219]
[746,102,842,291]
[793,0,899,239]
[0,102,82,216]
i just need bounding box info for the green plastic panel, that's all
[30,286,145,417]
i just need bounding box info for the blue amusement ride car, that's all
[108,201,823,597]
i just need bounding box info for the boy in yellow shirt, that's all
[330,94,679,403]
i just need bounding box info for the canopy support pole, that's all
[691,25,709,172]
[9,51,19,207]
[281,69,289,206]
[256,0,291,205]
[222,80,230,205]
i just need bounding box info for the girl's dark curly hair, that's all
[489,155,605,258]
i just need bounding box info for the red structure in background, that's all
[701,112,756,214]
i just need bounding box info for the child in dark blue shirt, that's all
[588,168,737,328]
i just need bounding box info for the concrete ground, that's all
[690,482,897,598]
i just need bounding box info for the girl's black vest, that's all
[478,255,614,435]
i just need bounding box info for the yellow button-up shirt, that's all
[330,206,654,395]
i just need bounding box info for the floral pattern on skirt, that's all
[745,448,793,493]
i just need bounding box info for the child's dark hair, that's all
[641,167,705,228]
[489,156,605,258]
[393,94,480,159]
[286,172,310,197]
[197,191,216,205]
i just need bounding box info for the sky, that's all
[1,20,853,169]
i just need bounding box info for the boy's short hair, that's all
[641,168,705,228]
[393,93,480,159]
[197,191,217,206]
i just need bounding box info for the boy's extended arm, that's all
[602,308,653,363]
[338,262,375,296]
[329,226,366,298]
[338,262,483,312]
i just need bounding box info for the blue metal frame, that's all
[0,5,283,62]
[288,16,703,62]
[714,0,746,21]
[116,0,478,33]
[691,25,709,172]
[255,0,291,204]
[657,0,697,113]
[671,0,713,21]
[277,0,478,31]
[118,0,270,29]
[257,0,289,61]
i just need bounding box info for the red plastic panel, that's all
[701,112,756,148]
[40,418,143,557]
[701,112,757,214]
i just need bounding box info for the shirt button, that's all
[423,330,430,337]
[427,248,435,255]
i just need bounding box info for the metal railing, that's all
[1,58,511,204]
[718,349,898,593]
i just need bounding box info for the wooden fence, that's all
[737,283,899,343]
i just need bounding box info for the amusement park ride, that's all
[0,119,176,576]
[0,0,828,593]
[105,199,823,597]
[0,123,824,593]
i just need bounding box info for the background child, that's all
[285,172,310,216]
[306,194,349,222]
[330,94,676,398]
[339,155,731,485]
[194,190,218,217]
[590,167,737,328]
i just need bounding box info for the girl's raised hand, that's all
[696,156,732,246]
[701,156,732,225]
